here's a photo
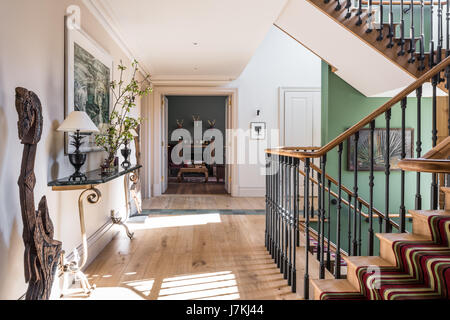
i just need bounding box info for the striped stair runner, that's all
[320,215,450,300]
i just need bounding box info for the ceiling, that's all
[87,0,288,82]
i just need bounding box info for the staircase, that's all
[264,48,450,298]
[275,0,449,96]
[312,181,450,300]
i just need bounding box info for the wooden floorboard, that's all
[143,195,266,210]
[61,214,300,300]
[164,182,227,195]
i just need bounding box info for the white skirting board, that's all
[237,187,265,197]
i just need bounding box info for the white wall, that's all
[0,0,142,299]
[226,26,321,196]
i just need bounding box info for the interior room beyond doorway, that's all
[164,95,228,195]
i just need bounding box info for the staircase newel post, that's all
[400,98,407,233]
[304,158,311,300]
[368,120,375,256]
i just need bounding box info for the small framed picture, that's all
[250,122,266,140]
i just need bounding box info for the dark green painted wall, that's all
[320,61,434,255]
[167,96,227,142]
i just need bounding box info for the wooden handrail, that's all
[266,56,450,159]
[362,1,448,5]
[422,136,450,160]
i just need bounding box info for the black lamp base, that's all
[68,130,87,181]
[121,143,132,168]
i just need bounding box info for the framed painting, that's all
[250,122,266,140]
[64,16,113,153]
[347,128,414,171]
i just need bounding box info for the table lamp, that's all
[57,111,99,181]
[121,128,138,168]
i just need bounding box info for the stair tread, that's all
[311,279,359,294]
[343,255,393,268]
[376,232,431,243]
[408,209,450,218]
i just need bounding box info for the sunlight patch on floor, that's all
[158,271,240,300]
[129,213,222,230]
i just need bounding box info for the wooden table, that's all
[177,166,209,182]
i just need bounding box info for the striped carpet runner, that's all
[320,215,450,300]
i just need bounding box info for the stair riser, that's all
[443,188,450,210]
[378,239,396,266]
[412,215,432,238]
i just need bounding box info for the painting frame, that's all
[250,122,266,140]
[64,16,113,154]
[347,128,414,171]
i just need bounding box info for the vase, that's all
[101,155,118,175]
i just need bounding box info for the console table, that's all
[48,164,141,295]
[177,166,209,182]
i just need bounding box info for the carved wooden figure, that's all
[15,87,62,300]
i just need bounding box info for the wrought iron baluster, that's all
[345,0,352,19]
[398,0,406,56]
[319,155,327,279]
[348,194,352,254]
[416,86,423,210]
[276,156,281,267]
[356,0,363,25]
[311,165,315,218]
[369,120,375,255]
[418,0,425,70]
[317,167,322,261]
[326,179,332,271]
[335,0,342,11]
[400,98,407,232]
[283,156,288,279]
[430,1,435,68]
[304,158,311,299]
[265,155,269,250]
[387,0,394,48]
[352,132,359,255]
[335,143,343,279]
[431,72,439,209]
[438,0,443,64]
[358,201,363,256]
[287,157,292,286]
[385,109,392,233]
[377,2,384,41]
[292,158,299,292]
[367,0,374,33]
[408,0,416,63]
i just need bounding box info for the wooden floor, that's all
[62,214,299,300]
[143,195,266,210]
[164,182,227,195]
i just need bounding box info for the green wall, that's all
[319,61,434,255]
[167,95,227,141]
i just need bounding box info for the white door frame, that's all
[278,87,321,147]
[144,86,239,198]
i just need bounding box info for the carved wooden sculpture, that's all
[15,87,62,300]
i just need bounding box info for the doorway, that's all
[279,87,321,194]
[163,95,230,195]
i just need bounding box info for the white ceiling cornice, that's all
[81,0,152,76]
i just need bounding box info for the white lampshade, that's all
[57,111,100,133]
